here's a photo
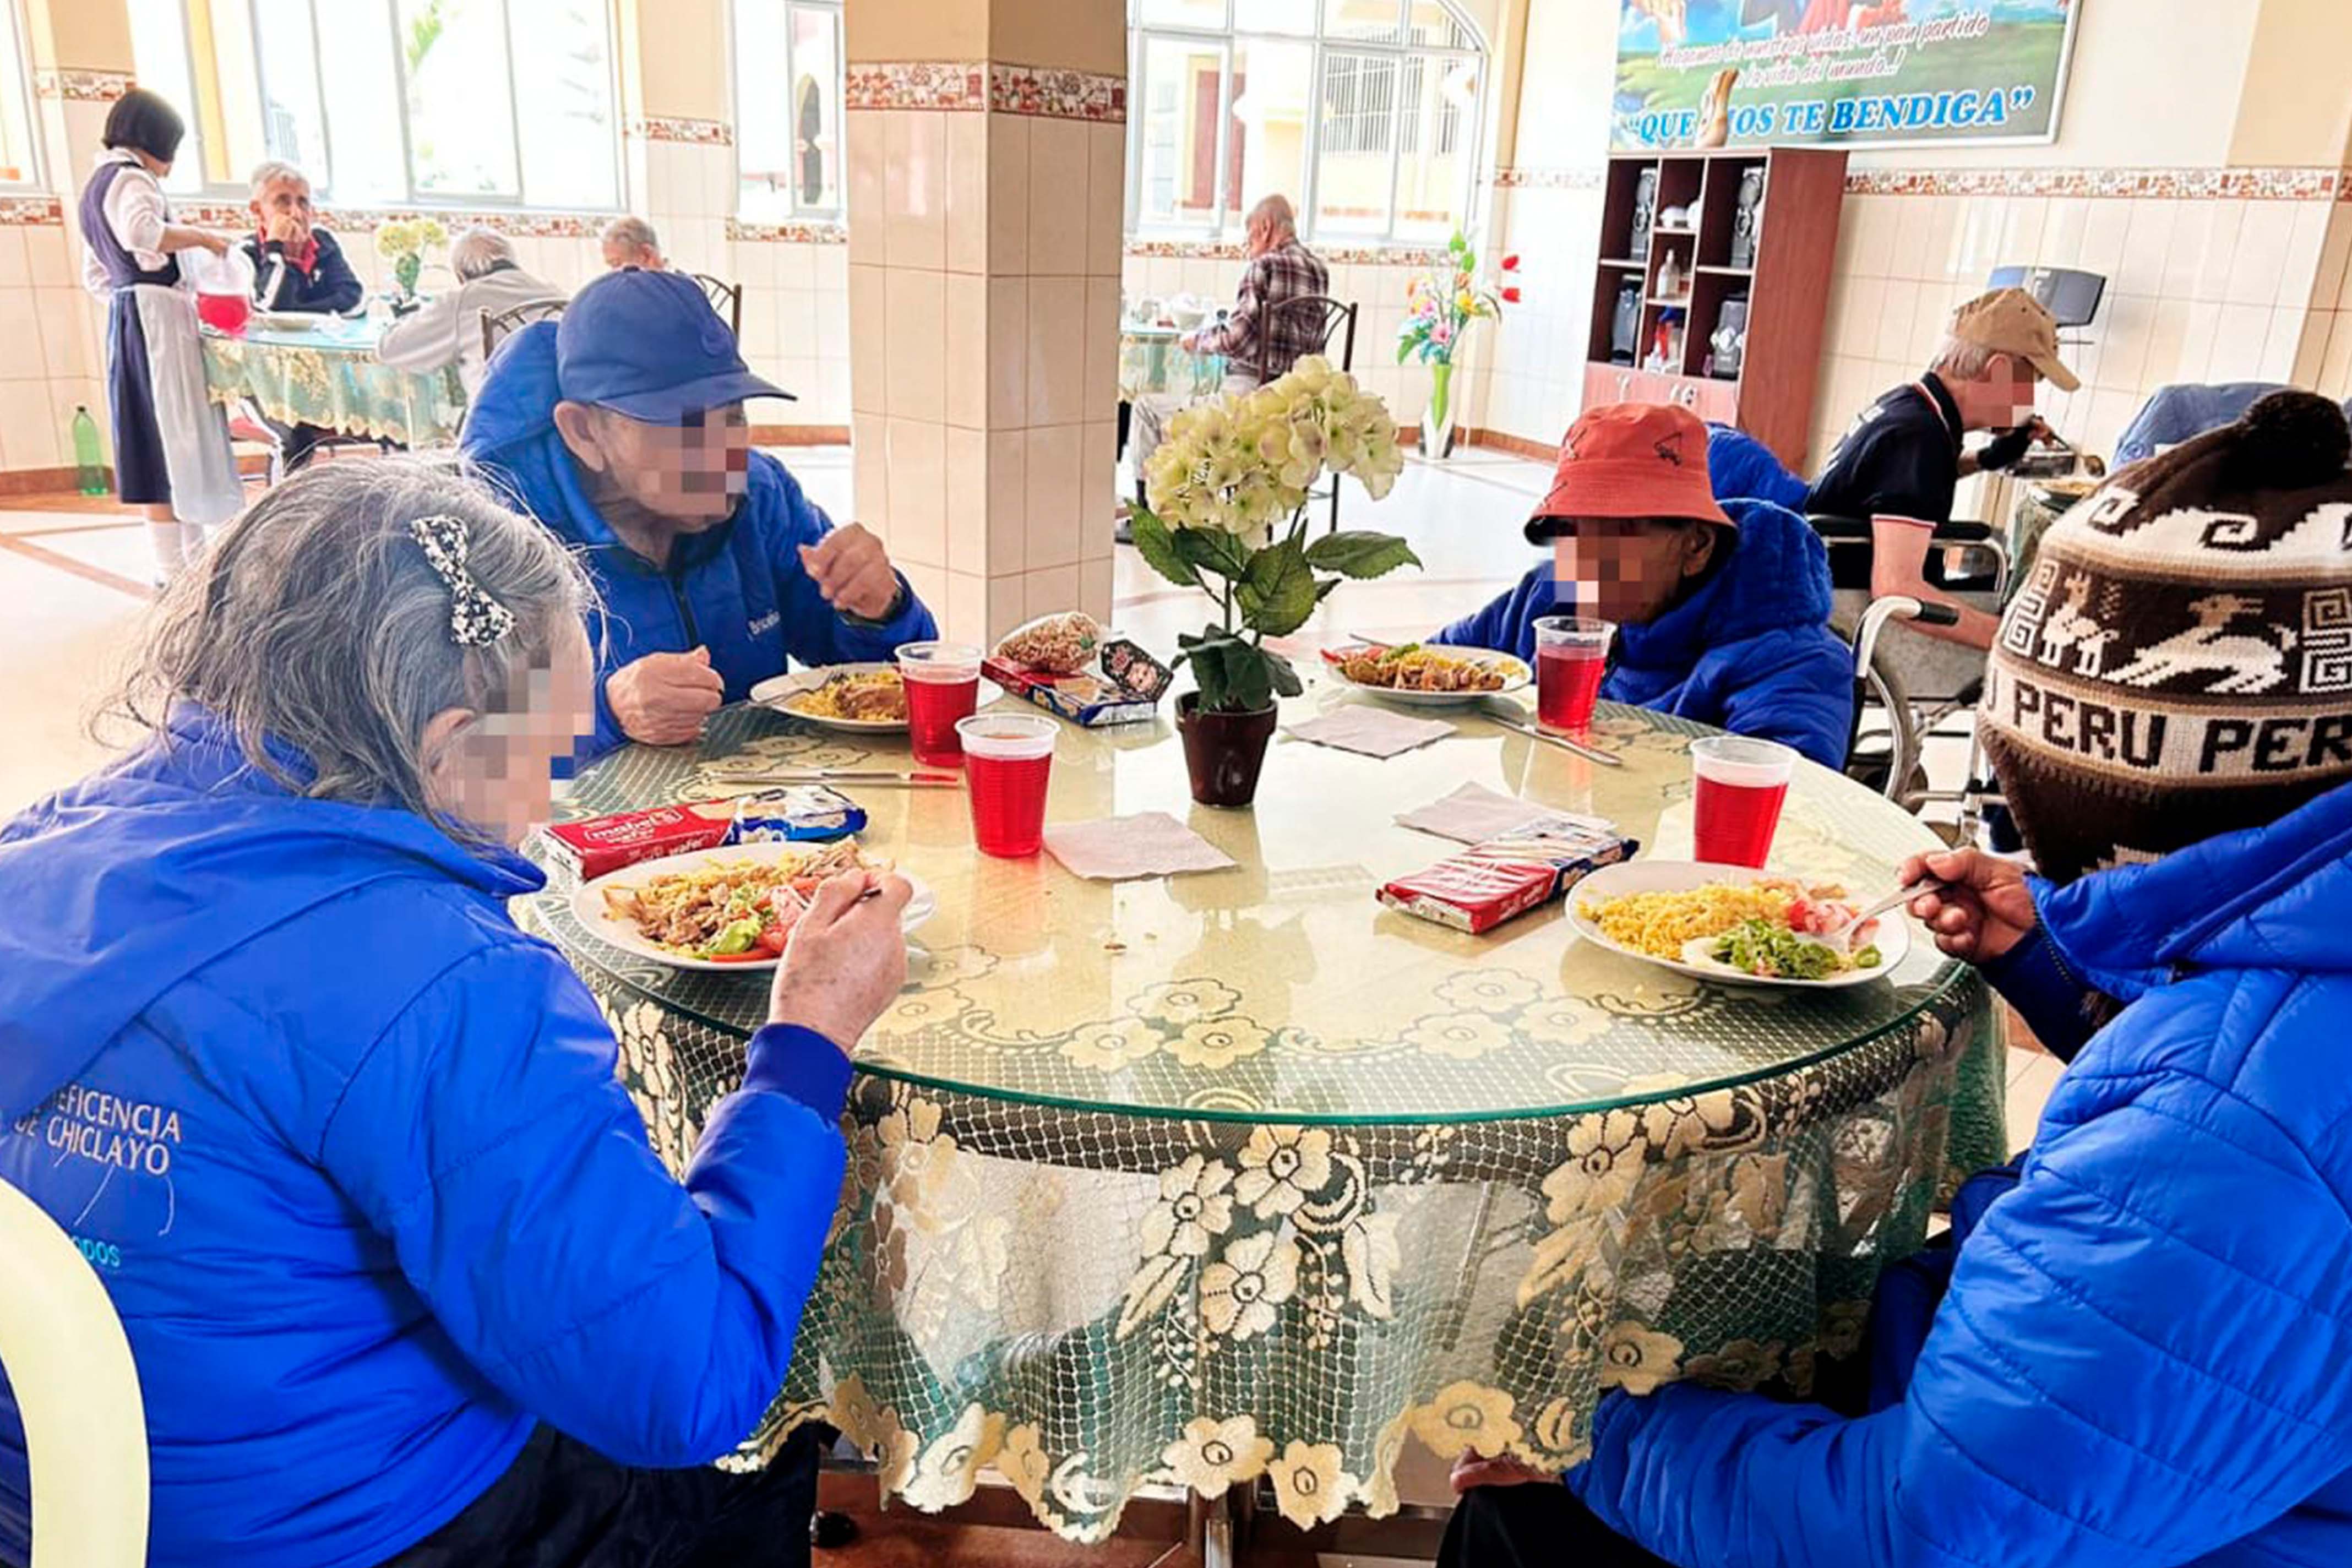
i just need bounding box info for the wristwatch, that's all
[839,579,908,629]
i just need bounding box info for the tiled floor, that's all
[0,445,2057,1566]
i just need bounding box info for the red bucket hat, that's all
[1525,403,1732,545]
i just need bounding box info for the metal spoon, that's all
[1826,880,1942,952]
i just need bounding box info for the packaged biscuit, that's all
[986,613,1174,727]
[542,788,867,880]
[1379,818,1637,934]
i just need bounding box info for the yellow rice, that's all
[1581,883,1796,960]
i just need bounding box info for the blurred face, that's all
[555,400,752,535]
[602,237,661,271]
[423,619,598,845]
[253,176,314,241]
[1950,352,2039,432]
[1550,516,1719,625]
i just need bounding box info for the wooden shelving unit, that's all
[1583,146,1847,473]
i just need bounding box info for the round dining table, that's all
[521,689,2005,1546]
[1120,323,1229,402]
[201,316,465,449]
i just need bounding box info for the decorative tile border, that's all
[1494,167,1604,191]
[1125,238,1446,267]
[1845,166,2343,202]
[629,116,733,146]
[178,201,612,239]
[35,68,134,102]
[726,217,848,246]
[847,61,1126,123]
[0,196,63,226]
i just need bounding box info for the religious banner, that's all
[1611,2,2084,152]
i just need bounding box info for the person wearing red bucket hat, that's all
[1431,403,1853,766]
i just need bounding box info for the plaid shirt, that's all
[1193,238,1331,382]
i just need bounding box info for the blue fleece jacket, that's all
[1430,498,1853,768]
[1568,781,2352,1567]
[460,322,937,757]
[0,709,853,1568]
[1706,423,1812,510]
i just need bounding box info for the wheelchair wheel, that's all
[1837,615,1930,807]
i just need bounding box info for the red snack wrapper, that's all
[540,801,738,881]
[1378,818,1636,934]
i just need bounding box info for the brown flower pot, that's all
[1178,692,1278,809]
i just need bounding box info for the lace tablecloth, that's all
[522,695,2005,1538]
[1120,325,1228,401]
[202,320,464,448]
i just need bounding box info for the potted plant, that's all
[1130,357,1419,808]
[1397,233,1520,459]
[375,217,450,309]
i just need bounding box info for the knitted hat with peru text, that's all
[1984,390,2352,884]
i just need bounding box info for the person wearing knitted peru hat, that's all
[1442,393,2352,1568]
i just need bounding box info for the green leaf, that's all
[1305,531,1424,581]
[1174,526,1251,580]
[1129,507,1199,590]
[1264,647,1304,699]
[1395,338,1413,365]
[1224,647,1275,713]
[1237,537,1318,639]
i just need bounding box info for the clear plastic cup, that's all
[897,641,984,768]
[957,713,1058,857]
[1533,617,1615,736]
[1691,735,1797,868]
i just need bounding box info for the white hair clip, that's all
[408,514,517,648]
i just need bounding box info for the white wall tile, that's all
[944,426,989,575]
[1994,197,2048,274]
[2076,200,2132,282]
[1022,423,1082,569]
[1024,564,1080,624]
[1027,119,1089,278]
[31,287,86,380]
[1086,123,1125,279]
[0,228,29,289]
[0,379,58,467]
[775,286,820,360]
[2038,199,2088,273]
[2258,304,2303,383]
[777,242,819,292]
[2138,299,2189,387]
[1025,275,1086,426]
[848,263,886,416]
[2281,199,2333,309]
[851,413,889,527]
[0,288,42,380]
[1082,276,1121,424]
[2093,295,2153,390]
[944,111,988,276]
[944,272,987,429]
[846,112,886,269]
[883,267,946,423]
[987,114,1030,276]
[18,228,66,291]
[987,427,1026,577]
[2224,202,2295,306]
[2115,200,2178,300]
[1080,419,1117,562]
[884,112,946,273]
[2176,300,2223,382]
[815,245,848,292]
[884,417,948,568]
[2192,202,2243,302]
[2209,301,2273,380]
[988,275,1027,427]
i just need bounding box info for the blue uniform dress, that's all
[461,322,938,757]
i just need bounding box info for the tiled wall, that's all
[0,207,106,473]
[1471,173,1605,450]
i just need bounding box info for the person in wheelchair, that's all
[1807,286,2077,651]
[1430,403,1852,768]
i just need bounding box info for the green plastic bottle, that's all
[71,405,105,496]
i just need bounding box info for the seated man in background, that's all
[464,268,935,757]
[242,160,364,471]
[377,226,566,396]
[1805,286,2075,651]
[601,214,666,272]
[1128,195,1330,509]
[1431,403,1852,769]
[2111,380,2352,466]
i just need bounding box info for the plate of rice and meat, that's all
[752,665,912,731]
[573,840,935,972]
[1325,643,1531,706]
[1569,862,1906,988]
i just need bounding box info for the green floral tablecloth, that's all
[1120,326,1228,401]
[202,321,465,448]
[521,696,2006,1538]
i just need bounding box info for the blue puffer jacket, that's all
[1706,423,1812,510]
[461,322,937,757]
[1570,781,2352,1567]
[1430,499,1853,768]
[0,709,851,1568]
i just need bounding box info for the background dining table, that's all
[1119,322,1229,402]
[200,314,465,450]
[520,687,2005,1548]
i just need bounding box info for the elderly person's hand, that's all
[798,524,902,621]
[264,212,310,246]
[1902,848,2038,965]
[605,647,724,746]
[766,870,914,1048]
[1450,1450,1552,1493]
[194,231,233,258]
[1178,330,1201,353]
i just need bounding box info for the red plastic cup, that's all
[957,714,1057,858]
[897,641,983,768]
[1691,735,1797,869]
[1534,616,1614,736]
[197,290,251,335]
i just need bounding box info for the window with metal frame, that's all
[0,1,39,188]
[126,0,620,211]
[1126,0,1484,247]
[733,0,842,222]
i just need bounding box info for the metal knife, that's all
[1477,707,1625,767]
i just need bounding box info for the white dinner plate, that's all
[1326,645,1532,707]
[752,663,1005,733]
[252,309,339,332]
[573,840,935,973]
[1567,860,1908,990]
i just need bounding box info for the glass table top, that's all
[529,690,1969,1127]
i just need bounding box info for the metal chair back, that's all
[688,273,744,339]
[1266,296,1361,531]
[481,298,567,363]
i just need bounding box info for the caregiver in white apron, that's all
[77,89,244,583]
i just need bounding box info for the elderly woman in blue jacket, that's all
[1431,405,1852,768]
[1442,390,2352,1567]
[462,268,937,758]
[0,459,912,1568]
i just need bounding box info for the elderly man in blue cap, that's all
[464,268,936,756]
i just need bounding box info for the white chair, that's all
[0,1178,148,1566]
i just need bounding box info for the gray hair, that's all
[109,458,596,846]
[248,159,308,199]
[1930,334,2023,384]
[1247,194,1297,238]
[601,215,661,258]
[451,225,517,281]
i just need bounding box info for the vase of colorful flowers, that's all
[1397,232,1521,459]
[375,217,450,306]
[1130,356,1418,807]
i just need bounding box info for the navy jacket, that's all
[0,709,851,1568]
[241,227,363,315]
[1570,782,2352,1567]
[461,322,937,756]
[1431,498,1853,768]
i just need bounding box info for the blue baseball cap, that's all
[554,266,792,421]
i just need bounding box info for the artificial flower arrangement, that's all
[375,217,450,301]
[1128,358,1417,804]
[1397,232,1521,456]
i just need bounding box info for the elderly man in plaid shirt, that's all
[1126,195,1331,524]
